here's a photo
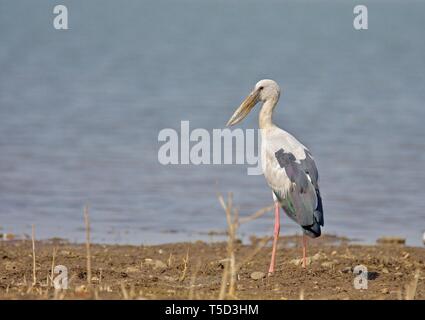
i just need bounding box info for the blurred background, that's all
[0,0,424,245]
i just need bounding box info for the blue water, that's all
[0,0,424,245]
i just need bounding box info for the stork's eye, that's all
[259,86,264,90]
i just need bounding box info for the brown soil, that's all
[0,235,424,300]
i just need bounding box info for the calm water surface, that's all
[0,1,424,245]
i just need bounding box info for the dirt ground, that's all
[0,235,424,300]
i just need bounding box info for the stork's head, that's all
[226,79,281,127]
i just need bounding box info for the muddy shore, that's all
[0,235,424,300]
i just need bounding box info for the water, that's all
[0,0,424,246]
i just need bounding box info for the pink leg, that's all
[268,201,280,274]
[302,234,307,268]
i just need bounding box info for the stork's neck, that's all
[259,97,278,129]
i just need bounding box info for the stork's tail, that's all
[303,189,324,238]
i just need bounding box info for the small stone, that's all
[143,258,167,270]
[381,288,389,294]
[75,285,87,293]
[4,261,17,271]
[154,260,167,270]
[331,251,337,256]
[321,261,334,268]
[382,267,389,274]
[126,266,140,273]
[158,249,164,254]
[162,275,178,282]
[290,257,311,266]
[312,253,325,261]
[377,237,405,245]
[250,271,266,280]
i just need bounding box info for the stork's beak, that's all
[226,88,260,127]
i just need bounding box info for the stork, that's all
[226,79,324,273]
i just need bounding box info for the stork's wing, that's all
[262,129,324,237]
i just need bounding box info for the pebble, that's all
[143,258,167,270]
[154,260,167,270]
[381,288,389,294]
[125,266,140,273]
[377,237,405,245]
[250,271,265,280]
[321,261,334,268]
[290,257,312,266]
[312,252,325,261]
[4,261,17,271]
[75,285,87,293]
[162,276,178,282]
[382,267,389,274]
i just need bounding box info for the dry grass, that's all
[83,205,92,288]
[49,246,57,287]
[31,224,36,286]
[179,248,190,282]
[188,259,201,300]
[405,269,421,300]
[217,192,274,299]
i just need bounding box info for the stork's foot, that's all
[268,266,275,276]
[302,256,307,268]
